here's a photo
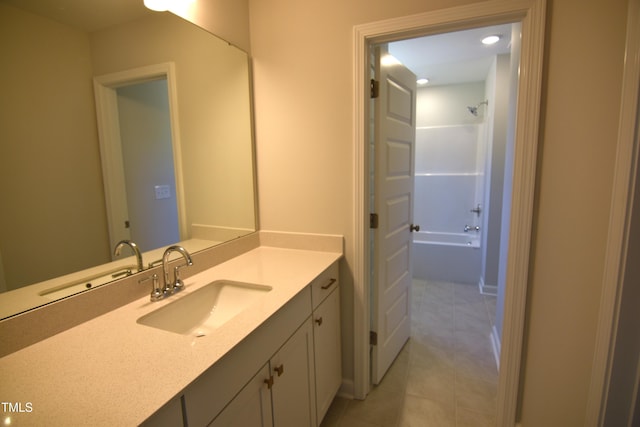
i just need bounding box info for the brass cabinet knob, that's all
[264,376,274,389]
[274,364,284,377]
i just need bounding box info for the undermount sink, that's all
[39,265,137,300]
[136,280,272,336]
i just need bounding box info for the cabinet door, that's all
[313,288,342,425]
[209,364,273,427]
[271,318,316,427]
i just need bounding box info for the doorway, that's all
[115,79,180,251]
[93,62,187,257]
[366,23,515,422]
[352,1,546,424]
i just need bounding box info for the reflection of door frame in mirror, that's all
[93,63,187,255]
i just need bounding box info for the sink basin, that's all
[39,265,137,300]
[137,280,272,336]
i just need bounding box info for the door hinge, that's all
[370,331,378,346]
[370,79,379,98]
[370,213,379,229]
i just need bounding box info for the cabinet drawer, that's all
[310,262,339,310]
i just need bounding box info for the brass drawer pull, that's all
[321,278,337,290]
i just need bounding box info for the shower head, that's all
[467,100,489,117]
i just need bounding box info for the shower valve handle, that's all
[410,224,420,232]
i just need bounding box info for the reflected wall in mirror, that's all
[0,0,257,319]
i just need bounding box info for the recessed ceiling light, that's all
[417,78,429,85]
[482,35,501,45]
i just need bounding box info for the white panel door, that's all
[371,45,417,384]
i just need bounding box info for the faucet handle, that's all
[139,274,163,301]
[172,264,189,293]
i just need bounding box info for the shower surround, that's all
[412,124,485,284]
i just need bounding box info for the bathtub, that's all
[412,231,481,284]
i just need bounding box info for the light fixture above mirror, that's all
[144,0,172,12]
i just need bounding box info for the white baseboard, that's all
[490,325,501,370]
[478,277,498,296]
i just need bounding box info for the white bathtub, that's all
[412,231,481,284]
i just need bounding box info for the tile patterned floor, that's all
[321,279,498,427]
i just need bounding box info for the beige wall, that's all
[247,0,628,425]
[519,0,626,423]
[0,3,110,290]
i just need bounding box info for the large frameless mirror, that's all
[0,0,257,319]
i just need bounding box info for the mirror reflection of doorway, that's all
[116,79,180,252]
[94,63,187,260]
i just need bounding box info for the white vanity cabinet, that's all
[148,261,341,427]
[270,318,316,427]
[310,263,342,425]
[209,364,273,427]
[211,319,316,427]
[183,287,312,427]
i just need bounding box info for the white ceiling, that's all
[388,23,513,86]
[1,0,149,32]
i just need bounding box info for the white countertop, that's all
[0,246,342,426]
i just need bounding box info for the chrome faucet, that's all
[113,240,144,272]
[162,245,193,294]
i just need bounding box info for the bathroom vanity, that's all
[0,233,343,426]
[1,3,342,425]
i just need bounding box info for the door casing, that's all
[587,0,640,424]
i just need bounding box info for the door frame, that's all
[351,0,546,424]
[93,62,187,254]
[586,0,640,423]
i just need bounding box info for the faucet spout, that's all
[162,245,193,293]
[113,240,144,272]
